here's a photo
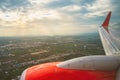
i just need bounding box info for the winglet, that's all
[102,11,112,32]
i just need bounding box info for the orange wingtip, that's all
[102,11,112,32]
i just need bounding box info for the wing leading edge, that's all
[98,11,120,56]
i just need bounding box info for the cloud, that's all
[84,0,112,17]
[0,0,119,36]
[0,0,29,10]
[0,11,20,21]
[28,0,57,5]
[60,5,82,12]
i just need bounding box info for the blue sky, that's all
[0,0,119,36]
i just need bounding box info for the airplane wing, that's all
[98,11,120,56]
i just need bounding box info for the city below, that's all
[0,33,105,80]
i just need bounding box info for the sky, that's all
[0,0,119,36]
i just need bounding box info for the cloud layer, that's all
[0,0,119,36]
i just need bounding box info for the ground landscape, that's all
[0,33,105,80]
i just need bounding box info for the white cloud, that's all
[61,5,81,12]
[28,0,57,5]
[0,0,102,36]
[0,6,61,22]
[84,0,112,17]
[84,10,108,18]
[26,10,61,21]
[0,11,19,21]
